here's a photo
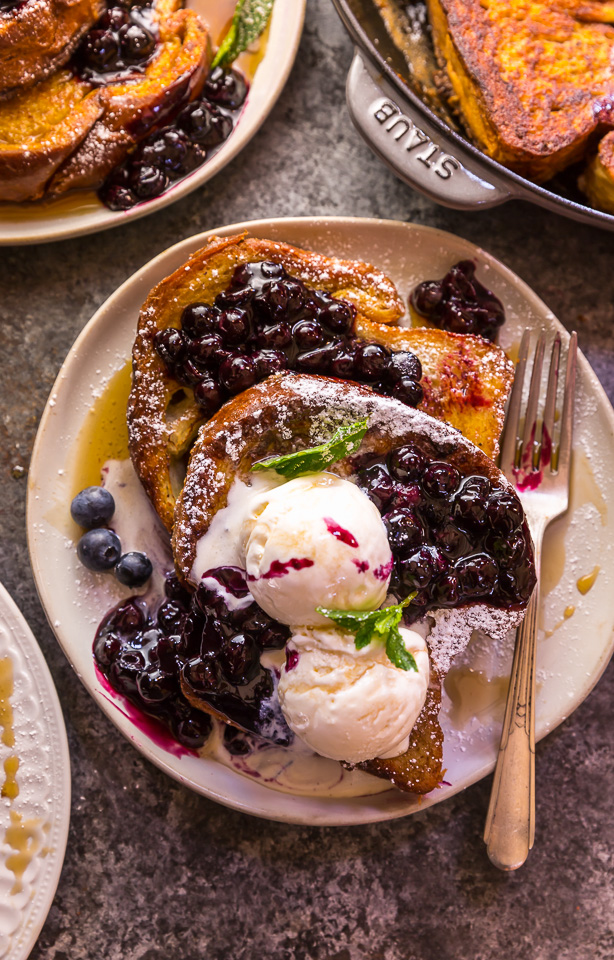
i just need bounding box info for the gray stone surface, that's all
[1,1,614,957]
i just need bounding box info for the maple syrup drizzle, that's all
[4,810,43,896]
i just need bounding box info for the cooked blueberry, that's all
[453,475,491,527]
[193,378,223,414]
[140,129,189,174]
[129,163,168,199]
[219,354,256,393]
[99,7,130,29]
[110,649,145,695]
[94,631,121,666]
[257,321,293,349]
[388,444,425,482]
[177,100,232,146]
[157,600,185,634]
[81,29,120,70]
[422,462,461,498]
[260,261,284,280]
[102,184,137,210]
[387,351,422,384]
[357,463,394,510]
[115,551,153,587]
[411,280,443,316]
[189,333,223,367]
[173,712,212,748]
[434,522,469,557]
[384,509,425,556]
[118,22,156,61]
[220,635,260,684]
[181,303,219,337]
[293,319,325,351]
[317,297,355,334]
[112,598,147,633]
[176,358,206,386]
[455,553,498,597]
[218,308,250,344]
[392,378,424,406]
[223,726,252,755]
[164,573,192,606]
[71,486,115,528]
[294,341,339,373]
[154,327,187,367]
[204,66,248,109]
[252,349,288,380]
[355,342,390,381]
[487,491,524,532]
[77,528,121,572]
[257,281,290,321]
[329,343,358,378]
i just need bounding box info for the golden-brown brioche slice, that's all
[427,0,614,182]
[0,71,102,202]
[172,374,534,794]
[0,2,209,201]
[0,0,106,99]
[579,132,614,214]
[48,7,210,195]
[128,233,513,532]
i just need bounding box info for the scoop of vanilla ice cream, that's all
[277,625,429,763]
[244,473,393,627]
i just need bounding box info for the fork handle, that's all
[483,530,543,870]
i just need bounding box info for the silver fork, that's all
[483,328,578,871]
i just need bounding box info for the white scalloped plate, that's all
[27,217,614,825]
[0,0,305,245]
[0,584,70,960]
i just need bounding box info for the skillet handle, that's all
[346,52,512,210]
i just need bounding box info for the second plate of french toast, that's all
[0,0,305,243]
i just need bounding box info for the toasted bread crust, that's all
[0,1,210,201]
[0,0,106,99]
[128,234,513,531]
[428,0,614,181]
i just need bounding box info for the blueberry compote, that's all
[411,260,505,341]
[74,1,158,84]
[153,260,425,416]
[94,567,292,749]
[99,65,247,210]
[353,441,535,618]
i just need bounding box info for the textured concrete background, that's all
[1,2,614,958]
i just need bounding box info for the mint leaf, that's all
[250,419,368,480]
[386,627,418,672]
[316,595,418,671]
[212,0,275,69]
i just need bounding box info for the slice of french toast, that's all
[172,374,535,794]
[0,0,106,99]
[579,131,614,214]
[427,0,614,182]
[0,0,209,201]
[128,233,514,532]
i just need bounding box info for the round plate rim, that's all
[0,581,71,959]
[27,215,614,825]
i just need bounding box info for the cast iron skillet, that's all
[333,0,614,231]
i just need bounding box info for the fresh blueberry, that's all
[71,486,115,528]
[77,528,121,572]
[115,551,153,587]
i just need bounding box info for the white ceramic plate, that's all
[27,217,614,825]
[0,0,305,246]
[0,583,70,960]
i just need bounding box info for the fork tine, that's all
[540,334,561,470]
[499,329,530,471]
[557,332,577,475]
[521,332,546,470]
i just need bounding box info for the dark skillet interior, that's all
[335,0,614,226]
